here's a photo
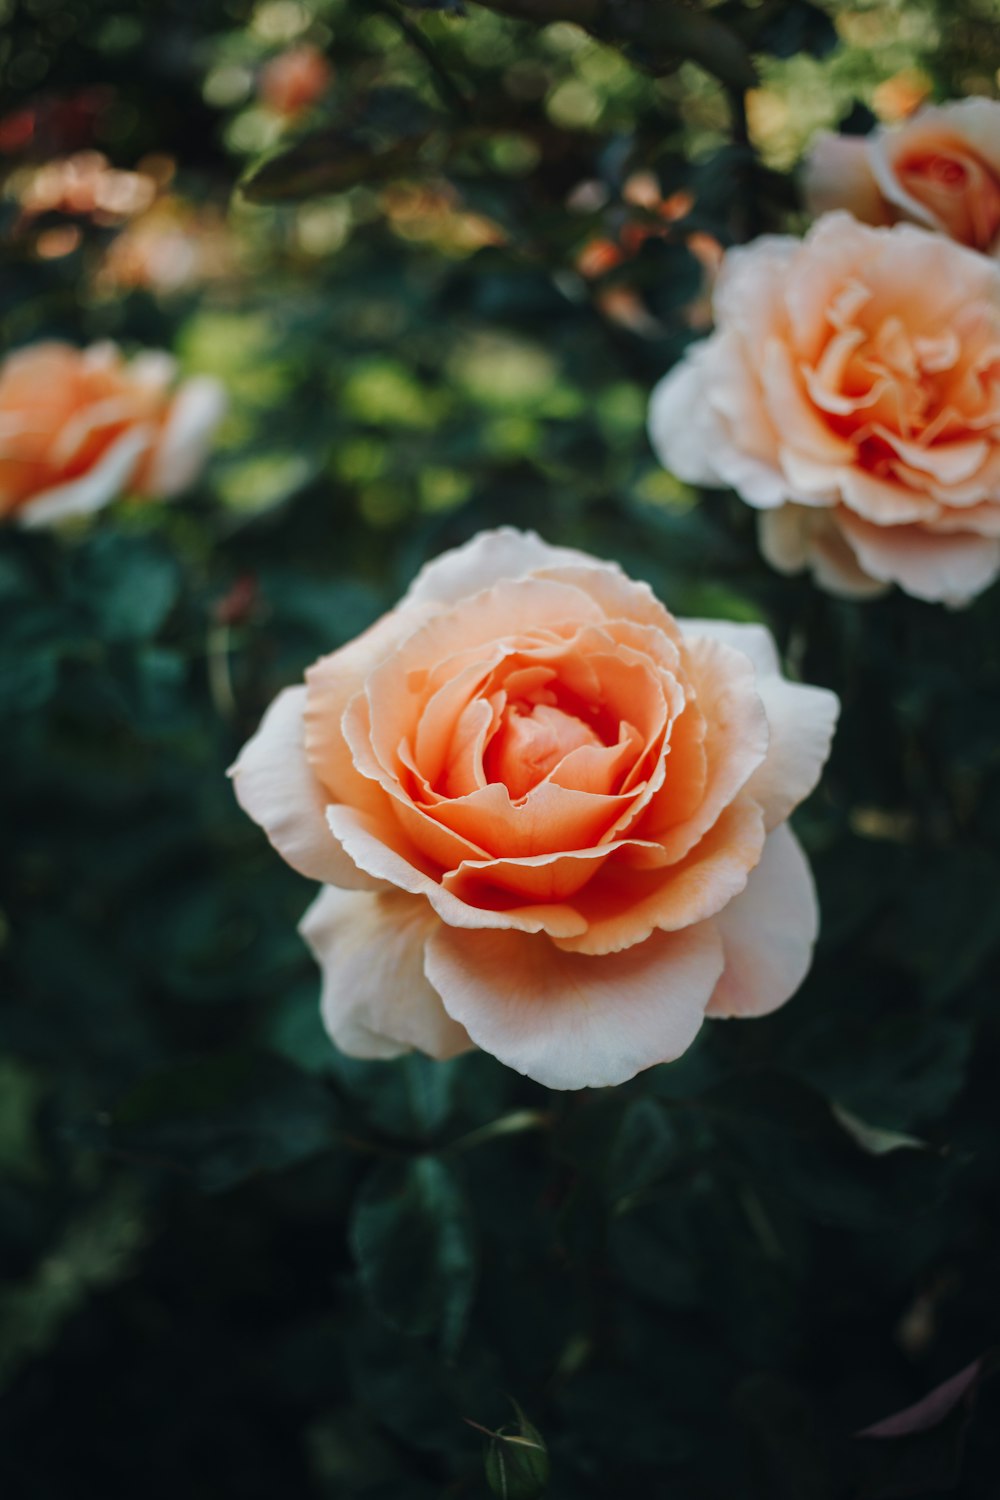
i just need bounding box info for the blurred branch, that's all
[371,0,473,117]
[461,0,758,88]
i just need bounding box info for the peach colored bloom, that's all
[649,213,1000,606]
[231,530,837,1090]
[0,341,226,527]
[805,100,1000,256]
[258,44,332,119]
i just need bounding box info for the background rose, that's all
[232,529,838,1090]
[649,212,1000,606]
[804,99,1000,255]
[0,340,226,527]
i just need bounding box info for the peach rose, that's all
[648,213,1000,606]
[258,45,333,119]
[231,530,838,1090]
[0,341,226,527]
[804,99,1000,255]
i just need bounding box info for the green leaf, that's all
[71,534,181,642]
[351,1155,476,1355]
[240,129,427,203]
[605,1098,680,1200]
[484,1407,550,1500]
[106,1054,341,1193]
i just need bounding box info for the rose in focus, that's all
[232,530,838,1089]
[0,341,226,527]
[805,100,1000,255]
[649,213,1000,605]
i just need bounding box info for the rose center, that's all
[911,153,969,189]
[484,700,603,800]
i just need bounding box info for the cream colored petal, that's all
[230,686,384,891]
[838,510,1000,605]
[706,825,818,1018]
[17,424,151,528]
[758,508,890,599]
[425,919,724,1090]
[678,618,838,832]
[802,132,889,226]
[144,375,228,497]
[647,342,725,488]
[402,526,598,608]
[300,886,471,1061]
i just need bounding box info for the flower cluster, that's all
[650,98,1000,606]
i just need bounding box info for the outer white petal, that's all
[301,887,471,1061]
[679,617,839,830]
[402,526,598,608]
[230,686,384,891]
[838,511,1000,607]
[678,617,781,678]
[144,375,228,497]
[647,342,723,487]
[17,425,152,528]
[707,825,817,1018]
[758,507,889,599]
[424,921,724,1090]
[748,675,839,829]
[802,131,889,224]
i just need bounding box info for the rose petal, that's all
[402,526,597,608]
[558,795,766,956]
[678,617,840,829]
[838,509,1000,605]
[803,132,890,226]
[17,423,152,528]
[301,886,471,1060]
[425,919,724,1089]
[143,375,228,497]
[638,637,769,861]
[758,507,890,598]
[230,686,384,890]
[707,824,818,1017]
[326,803,590,938]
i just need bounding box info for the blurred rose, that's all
[649,213,1000,605]
[96,196,235,294]
[0,342,227,527]
[258,44,332,118]
[805,99,1000,255]
[232,530,837,1089]
[14,150,157,225]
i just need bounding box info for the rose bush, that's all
[232,530,838,1089]
[0,340,226,527]
[805,99,1000,255]
[648,212,1000,606]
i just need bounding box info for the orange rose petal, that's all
[556,795,766,957]
[637,637,768,862]
[326,802,589,938]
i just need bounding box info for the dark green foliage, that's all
[4,2,1000,1498]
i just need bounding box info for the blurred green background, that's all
[5,1,1000,1496]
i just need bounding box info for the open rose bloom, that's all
[805,99,1000,256]
[0,341,226,527]
[648,213,1000,606]
[232,531,838,1090]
